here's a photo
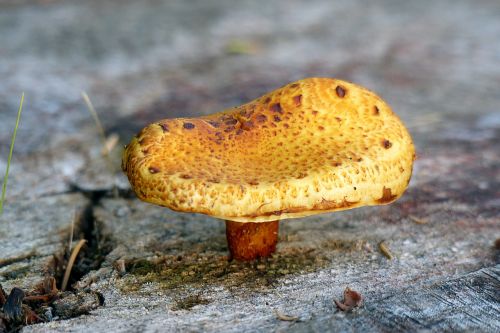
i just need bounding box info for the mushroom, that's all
[122,78,415,261]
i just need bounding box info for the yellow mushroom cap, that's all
[122,78,415,222]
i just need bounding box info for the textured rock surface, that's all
[0,0,499,332]
[0,194,88,290]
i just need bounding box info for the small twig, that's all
[81,92,118,197]
[24,294,57,302]
[274,310,299,322]
[378,241,394,260]
[61,239,87,291]
[0,93,24,216]
[409,215,428,224]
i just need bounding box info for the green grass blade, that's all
[0,93,24,216]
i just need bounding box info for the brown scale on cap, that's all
[293,94,302,106]
[336,85,346,97]
[383,139,393,149]
[122,77,415,260]
[270,103,283,114]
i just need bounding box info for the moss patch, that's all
[116,236,370,295]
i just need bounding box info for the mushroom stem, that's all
[225,220,279,261]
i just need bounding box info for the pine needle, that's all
[0,93,24,216]
[81,92,107,150]
[61,239,87,291]
[81,92,118,197]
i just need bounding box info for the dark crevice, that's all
[67,182,136,200]
[53,190,114,292]
[0,187,116,332]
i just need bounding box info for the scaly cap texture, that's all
[122,78,415,222]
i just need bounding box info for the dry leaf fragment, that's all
[113,259,127,276]
[32,276,58,295]
[3,288,25,322]
[334,287,363,311]
[22,305,43,325]
[24,276,59,305]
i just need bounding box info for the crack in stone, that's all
[0,187,117,331]
[0,251,38,269]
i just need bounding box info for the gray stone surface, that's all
[25,188,498,332]
[0,194,88,291]
[0,0,499,332]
